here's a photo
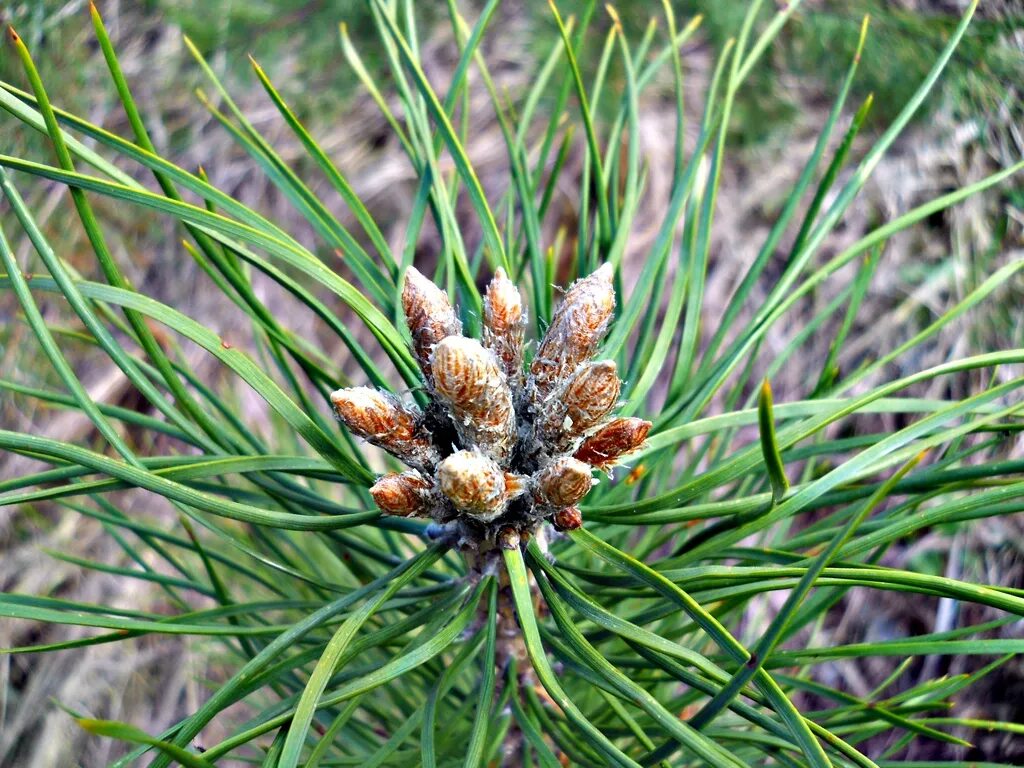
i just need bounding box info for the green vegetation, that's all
[1,0,1023,765]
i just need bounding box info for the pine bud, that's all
[531,263,615,398]
[483,267,526,381]
[503,472,529,500]
[402,266,462,382]
[497,526,521,550]
[431,336,516,462]
[535,457,594,508]
[573,417,651,469]
[330,387,438,468]
[370,471,434,517]
[438,450,509,521]
[539,360,621,447]
[552,506,583,531]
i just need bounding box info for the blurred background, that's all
[1,1,1022,765]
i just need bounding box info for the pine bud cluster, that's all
[331,264,650,545]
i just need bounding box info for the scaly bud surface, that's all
[432,336,516,463]
[531,263,614,399]
[574,417,651,469]
[402,266,461,382]
[331,387,437,468]
[552,506,583,531]
[438,450,509,521]
[535,457,595,508]
[539,360,621,448]
[370,472,433,517]
[483,267,526,381]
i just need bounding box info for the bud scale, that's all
[438,450,510,521]
[370,471,434,517]
[530,264,615,399]
[573,417,651,469]
[331,387,438,468]
[402,266,462,382]
[483,267,526,382]
[535,457,595,508]
[432,336,516,463]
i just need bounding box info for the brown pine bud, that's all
[573,417,651,469]
[535,457,594,508]
[402,266,462,382]
[503,472,529,500]
[370,471,434,517]
[530,263,615,398]
[483,267,526,381]
[330,387,438,468]
[437,450,509,521]
[552,506,583,531]
[539,360,621,447]
[431,336,516,463]
[497,526,521,550]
